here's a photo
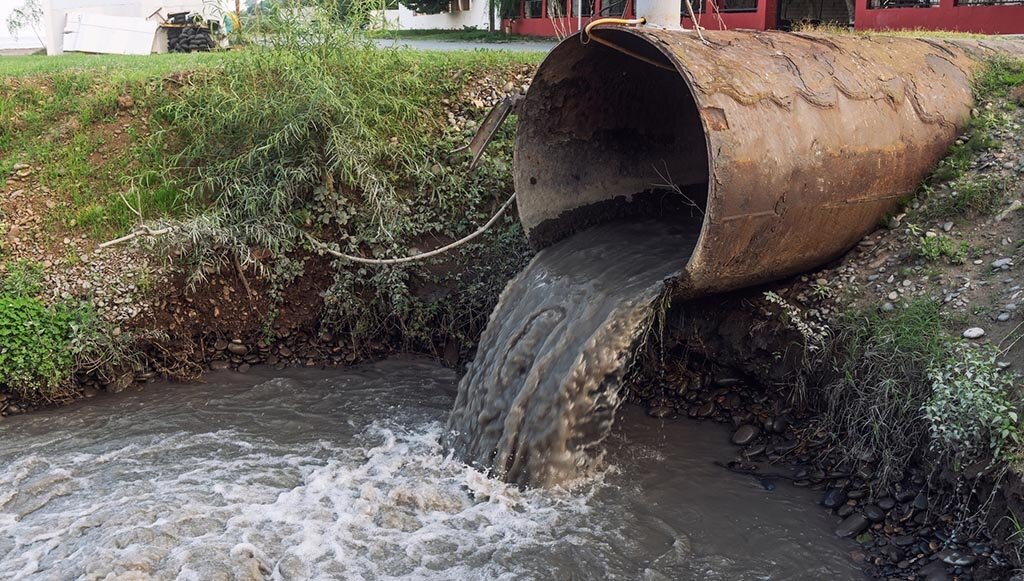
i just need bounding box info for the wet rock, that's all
[743,444,766,458]
[878,497,896,511]
[893,535,917,547]
[917,559,950,580]
[210,360,231,371]
[835,514,871,538]
[82,387,99,398]
[896,489,917,502]
[913,492,928,511]
[991,257,1013,270]
[863,504,885,522]
[731,424,760,446]
[227,341,248,356]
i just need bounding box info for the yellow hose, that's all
[582,18,676,72]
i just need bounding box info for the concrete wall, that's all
[377,0,493,30]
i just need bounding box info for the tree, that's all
[398,0,450,14]
[5,0,44,47]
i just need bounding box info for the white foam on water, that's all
[0,418,603,581]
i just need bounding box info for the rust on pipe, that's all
[513,30,1024,298]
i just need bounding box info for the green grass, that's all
[975,55,1024,100]
[807,299,952,491]
[792,23,990,39]
[0,51,232,79]
[928,110,1000,184]
[924,174,1008,220]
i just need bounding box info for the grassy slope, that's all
[0,43,544,401]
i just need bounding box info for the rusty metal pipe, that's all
[513,30,1024,298]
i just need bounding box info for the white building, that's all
[378,0,495,31]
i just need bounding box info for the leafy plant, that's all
[916,234,968,264]
[924,344,1021,469]
[0,296,79,400]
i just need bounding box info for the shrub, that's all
[924,344,1021,470]
[0,295,79,400]
[153,5,534,286]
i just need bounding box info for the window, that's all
[682,0,759,14]
[568,0,595,16]
[524,0,543,17]
[868,0,937,8]
[955,0,1024,5]
[599,0,628,15]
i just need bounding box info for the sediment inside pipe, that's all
[513,29,709,256]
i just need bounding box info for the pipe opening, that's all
[514,29,710,252]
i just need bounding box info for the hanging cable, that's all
[582,18,676,72]
[305,192,518,265]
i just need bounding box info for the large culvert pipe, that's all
[513,30,1024,298]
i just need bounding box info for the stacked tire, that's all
[167,26,215,53]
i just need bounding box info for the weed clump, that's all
[807,300,949,490]
[975,55,1024,101]
[924,174,1009,220]
[915,234,968,264]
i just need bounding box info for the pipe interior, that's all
[514,30,710,250]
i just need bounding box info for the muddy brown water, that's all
[0,358,862,579]
[446,220,698,486]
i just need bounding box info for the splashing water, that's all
[0,359,861,580]
[445,220,697,486]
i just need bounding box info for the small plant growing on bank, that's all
[975,55,1024,101]
[929,110,1001,184]
[924,174,1009,220]
[0,260,45,297]
[923,344,1022,470]
[916,234,968,264]
[0,295,79,400]
[763,290,829,351]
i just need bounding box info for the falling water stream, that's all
[446,219,696,485]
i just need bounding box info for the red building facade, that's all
[506,0,1024,36]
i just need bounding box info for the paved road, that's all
[374,38,557,53]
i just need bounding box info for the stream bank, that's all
[2,28,1024,581]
